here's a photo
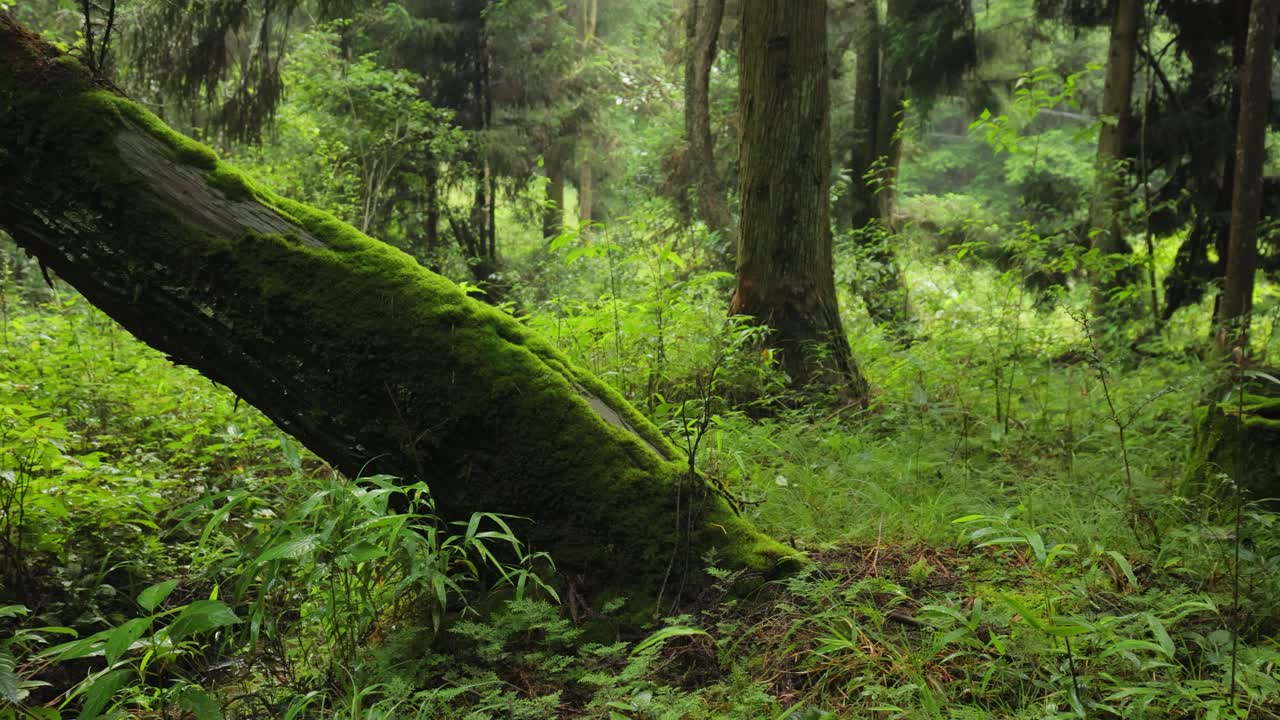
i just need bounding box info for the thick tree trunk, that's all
[683,0,733,239]
[1216,0,1279,352]
[0,15,792,604]
[732,0,869,398]
[1089,0,1140,269]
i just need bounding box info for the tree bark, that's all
[873,0,908,228]
[582,0,598,47]
[732,0,869,398]
[579,160,594,226]
[543,150,566,241]
[848,0,881,231]
[0,14,792,602]
[683,0,733,239]
[874,81,905,226]
[847,0,910,337]
[1090,0,1140,258]
[424,159,442,272]
[1216,0,1279,353]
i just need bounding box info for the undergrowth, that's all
[1,182,1279,719]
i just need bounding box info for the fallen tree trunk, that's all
[0,15,793,607]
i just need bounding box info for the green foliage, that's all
[521,201,787,412]
[230,26,465,244]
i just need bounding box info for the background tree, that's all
[1088,0,1140,265]
[732,0,869,397]
[1217,0,1278,353]
[683,0,732,240]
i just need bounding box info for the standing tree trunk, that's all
[847,0,910,337]
[0,14,793,605]
[732,0,869,398]
[424,158,442,272]
[683,0,733,239]
[479,27,498,264]
[543,150,566,241]
[579,160,594,226]
[1089,0,1141,303]
[873,79,905,227]
[848,0,881,230]
[581,0,598,45]
[872,0,907,228]
[577,0,598,234]
[1217,0,1279,353]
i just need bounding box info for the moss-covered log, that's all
[0,15,794,604]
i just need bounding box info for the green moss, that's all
[48,55,95,92]
[1184,384,1280,505]
[103,93,220,169]
[206,165,258,202]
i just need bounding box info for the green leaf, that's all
[0,605,29,620]
[279,434,302,472]
[45,631,108,662]
[179,686,224,720]
[1143,613,1175,659]
[165,600,241,641]
[1025,531,1046,564]
[77,668,130,720]
[1100,639,1167,659]
[1106,550,1140,591]
[337,541,387,566]
[1000,595,1046,631]
[137,580,179,612]
[1243,369,1280,386]
[0,650,18,703]
[1040,620,1094,638]
[631,626,711,655]
[104,618,151,666]
[256,534,322,564]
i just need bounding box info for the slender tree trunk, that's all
[577,0,597,236]
[424,159,441,272]
[579,160,594,225]
[543,151,565,241]
[848,0,881,230]
[1090,0,1141,260]
[684,0,733,238]
[872,0,907,228]
[0,14,793,601]
[582,0,598,46]
[732,0,869,398]
[479,25,497,264]
[847,0,910,339]
[1217,0,1278,353]
[874,80,905,227]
